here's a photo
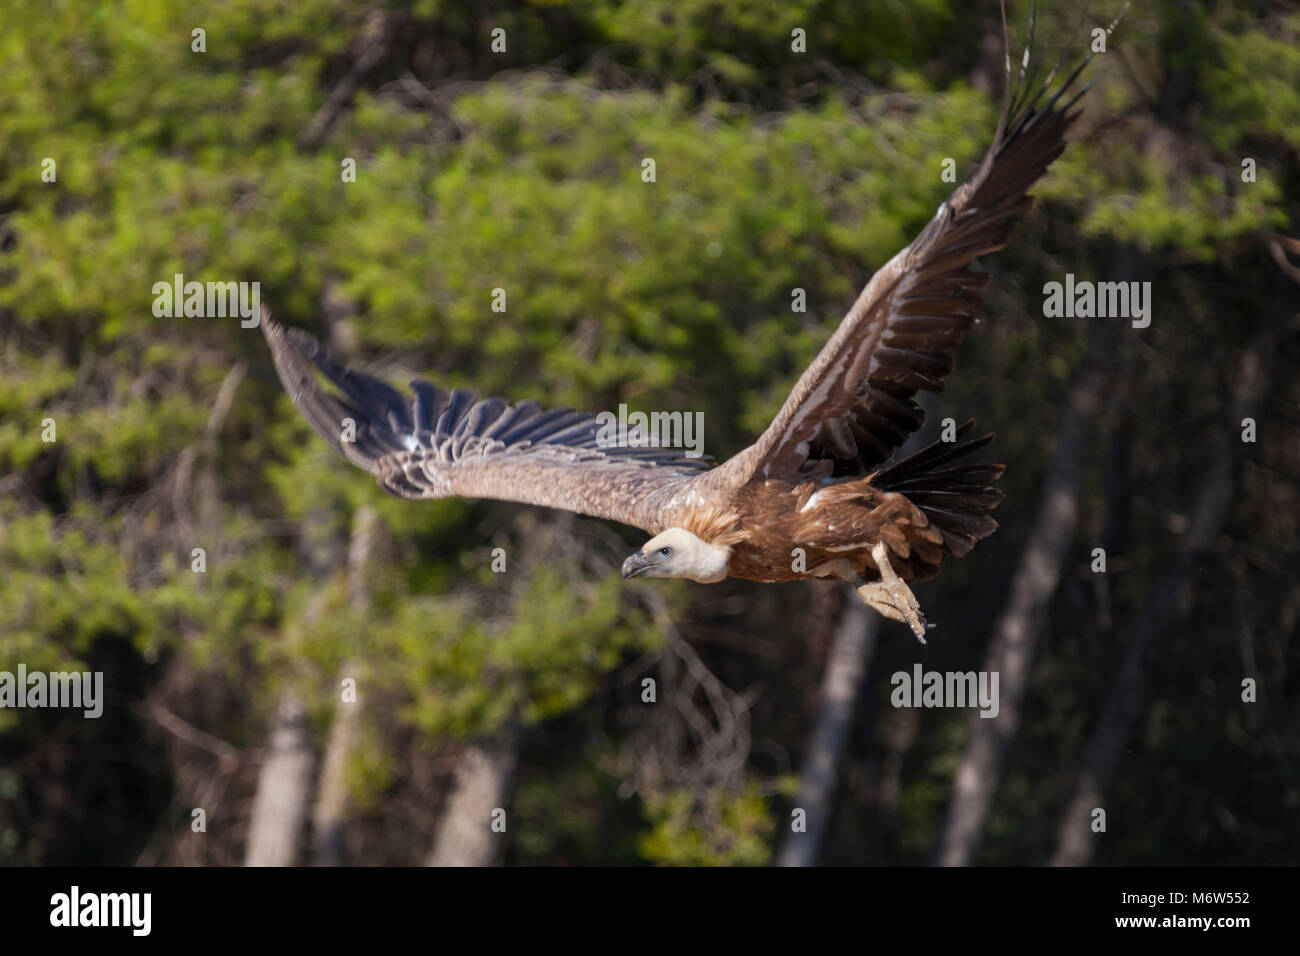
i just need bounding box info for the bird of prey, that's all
[262,18,1093,641]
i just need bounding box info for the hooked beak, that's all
[621,551,652,579]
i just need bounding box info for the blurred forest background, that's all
[1,0,1297,867]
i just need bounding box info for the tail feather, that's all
[873,419,1005,557]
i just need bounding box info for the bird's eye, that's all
[658,547,672,557]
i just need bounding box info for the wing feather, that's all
[261,319,710,533]
[703,25,1095,488]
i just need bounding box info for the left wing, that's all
[262,318,710,533]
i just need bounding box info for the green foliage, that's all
[638,784,774,866]
[345,562,659,739]
[1,0,1295,865]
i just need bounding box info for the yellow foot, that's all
[857,581,931,642]
[859,542,932,643]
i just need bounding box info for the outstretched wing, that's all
[262,318,711,533]
[702,19,1096,489]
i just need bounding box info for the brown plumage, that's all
[261,19,1093,640]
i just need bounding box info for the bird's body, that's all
[721,480,959,586]
[710,481,936,584]
[644,441,999,587]
[260,14,1093,640]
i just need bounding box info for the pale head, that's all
[620,527,731,584]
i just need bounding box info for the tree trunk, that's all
[777,596,878,867]
[935,317,1119,866]
[311,505,379,865]
[426,723,523,867]
[244,691,315,866]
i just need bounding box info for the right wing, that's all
[699,12,1098,490]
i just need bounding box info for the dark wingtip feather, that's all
[261,317,409,470]
[262,318,714,494]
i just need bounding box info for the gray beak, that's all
[621,551,652,579]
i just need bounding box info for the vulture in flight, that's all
[263,17,1094,641]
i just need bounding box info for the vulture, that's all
[262,16,1095,641]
